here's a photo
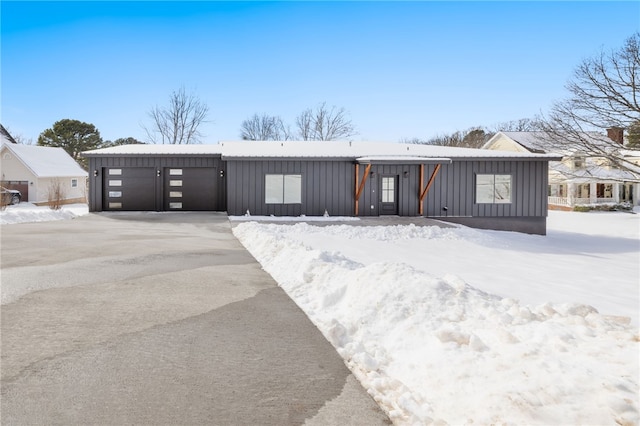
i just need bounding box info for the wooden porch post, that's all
[354,163,372,216]
[419,164,442,215]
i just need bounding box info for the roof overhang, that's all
[356,156,453,165]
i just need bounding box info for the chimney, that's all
[606,127,624,145]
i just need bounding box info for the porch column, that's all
[568,183,576,207]
[590,182,597,204]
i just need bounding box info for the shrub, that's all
[573,203,633,212]
[47,178,65,210]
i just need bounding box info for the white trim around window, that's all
[265,174,302,204]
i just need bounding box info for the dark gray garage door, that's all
[163,167,218,211]
[103,167,156,211]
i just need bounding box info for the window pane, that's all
[109,169,122,175]
[283,175,302,203]
[108,202,122,209]
[109,180,122,187]
[169,180,182,187]
[265,175,283,204]
[494,175,511,203]
[381,177,394,202]
[169,202,183,209]
[169,169,183,175]
[71,179,78,188]
[108,191,122,198]
[476,174,494,203]
[169,191,182,198]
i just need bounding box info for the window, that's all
[476,174,511,204]
[108,169,122,175]
[109,180,122,187]
[108,191,122,198]
[169,169,183,176]
[381,177,395,202]
[265,174,302,204]
[169,180,182,187]
[71,178,78,188]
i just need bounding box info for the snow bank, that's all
[0,203,88,224]
[233,220,639,425]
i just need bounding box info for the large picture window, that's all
[476,174,512,204]
[265,174,302,204]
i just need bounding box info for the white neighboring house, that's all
[1,137,88,205]
[483,131,640,209]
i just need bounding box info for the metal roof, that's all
[83,141,560,161]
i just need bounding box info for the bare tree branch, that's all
[240,114,291,141]
[143,87,209,144]
[539,33,640,173]
[295,102,357,141]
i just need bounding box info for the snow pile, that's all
[0,203,88,224]
[233,217,639,425]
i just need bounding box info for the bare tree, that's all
[399,137,427,144]
[240,114,292,140]
[144,87,209,144]
[47,178,65,210]
[295,102,356,141]
[489,117,543,133]
[539,33,640,171]
[423,126,488,148]
[295,109,314,141]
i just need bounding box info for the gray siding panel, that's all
[421,160,548,219]
[227,160,355,217]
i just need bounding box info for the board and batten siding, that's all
[421,160,548,218]
[226,160,355,216]
[227,158,548,219]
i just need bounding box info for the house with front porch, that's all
[483,131,640,209]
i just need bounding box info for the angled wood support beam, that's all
[419,163,441,215]
[354,163,372,215]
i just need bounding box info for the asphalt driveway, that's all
[1,212,390,425]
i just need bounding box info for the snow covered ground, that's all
[2,203,638,425]
[232,211,639,425]
[0,202,88,224]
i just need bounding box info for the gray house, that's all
[82,141,560,234]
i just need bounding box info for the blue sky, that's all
[2,1,639,144]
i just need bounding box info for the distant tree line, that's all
[239,102,357,141]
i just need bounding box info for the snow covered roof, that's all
[1,142,87,177]
[83,141,560,161]
[551,162,640,183]
[489,131,626,156]
[82,143,224,156]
